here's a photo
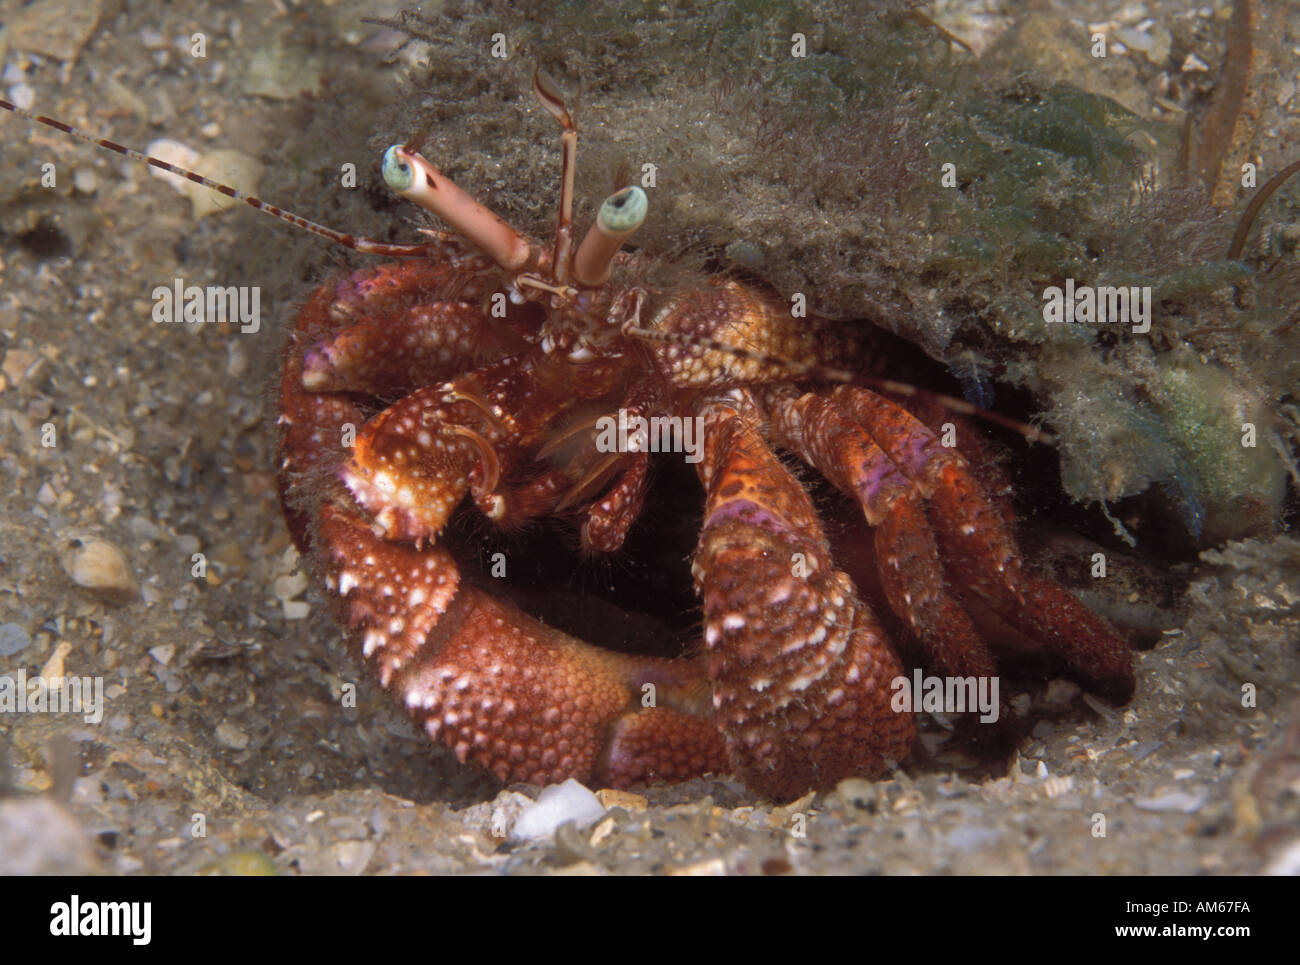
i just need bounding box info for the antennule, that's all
[532,68,577,284]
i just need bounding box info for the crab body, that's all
[272,74,1134,800]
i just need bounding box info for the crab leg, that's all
[765,385,1134,702]
[579,451,650,553]
[316,504,726,786]
[692,398,914,800]
[764,387,1000,689]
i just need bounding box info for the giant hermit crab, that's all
[274,70,1133,800]
[2,68,1134,801]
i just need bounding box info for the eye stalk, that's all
[381,144,416,194]
[379,143,530,270]
[572,186,648,286]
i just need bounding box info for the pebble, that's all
[7,0,103,62]
[835,777,879,811]
[61,539,136,596]
[39,641,71,680]
[510,779,606,842]
[942,824,1003,852]
[187,150,264,219]
[1263,838,1300,876]
[1041,775,1075,798]
[215,722,251,751]
[588,816,618,847]
[1135,790,1206,814]
[0,798,100,874]
[5,83,34,111]
[595,788,647,812]
[2,349,41,386]
[0,623,31,657]
[667,857,727,876]
[331,840,375,876]
[282,599,310,621]
[148,644,175,666]
[552,821,602,865]
[273,572,309,601]
[1041,678,1082,706]
[202,852,280,876]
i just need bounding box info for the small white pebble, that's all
[215,722,250,751]
[148,644,175,666]
[61,539,136,596]
[509,779,605,842]
[7,83,34,111]
[282,599,311,621]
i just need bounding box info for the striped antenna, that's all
[0,98,442,258]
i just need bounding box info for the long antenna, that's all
[0,98,442,258]
[621,325,1057,445]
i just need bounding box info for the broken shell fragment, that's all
[60,538,137,598]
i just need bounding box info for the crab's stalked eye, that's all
[382,145,415,194]
[377,143,530,270]
[571,186,650,287]
[598,186,647,235]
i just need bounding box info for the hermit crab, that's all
[2,69,1133,801]
[274,70,1135,800]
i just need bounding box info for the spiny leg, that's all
[773,384,1134,702]
[834,385,1133,700]
[896,394,1136,701]
[317,504,726,786]
[693,398,914,800]
[763,386,1001,692]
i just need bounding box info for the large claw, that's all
[318,505,727,786]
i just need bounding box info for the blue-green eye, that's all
[598,186,647,234]
[382,145,414,193]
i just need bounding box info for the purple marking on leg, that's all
[854,455,908,522]
[703,498,796,537]
[889,427,942,480]
[301,343,338,387]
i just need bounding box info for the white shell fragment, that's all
[509,779,606,842]
[145,139,263,219]
[60,538,137,597]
